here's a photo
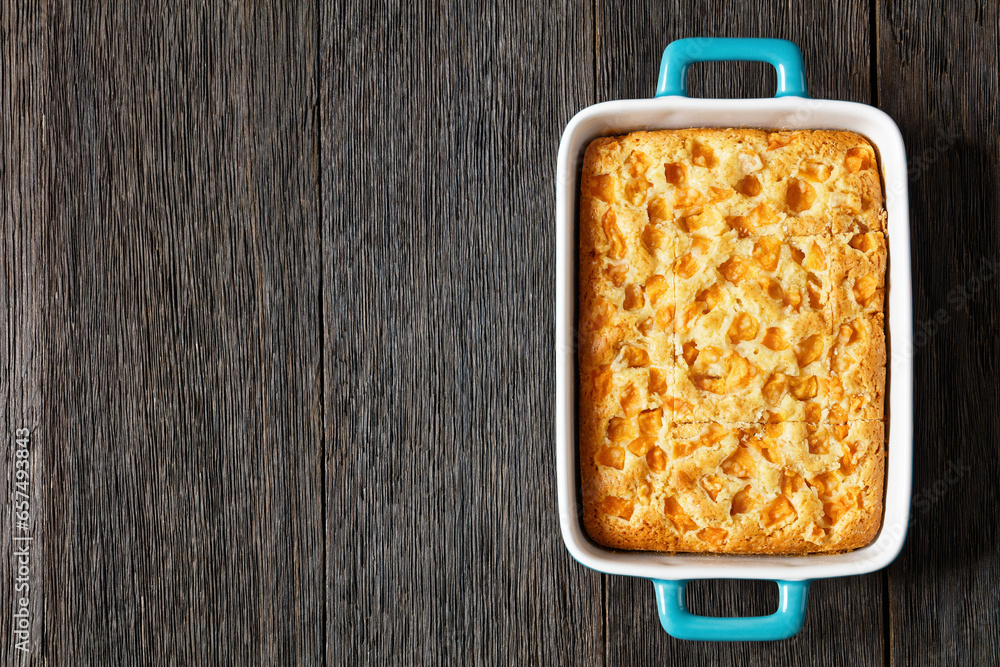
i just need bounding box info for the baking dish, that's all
[555,38,912,641]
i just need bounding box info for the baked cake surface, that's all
[578,128,887,554]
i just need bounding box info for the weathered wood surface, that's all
[2,3,48,666]
[877,0,1000,665]
[3,2,324,665]
[0,0,998,664]
[319,1,605,664]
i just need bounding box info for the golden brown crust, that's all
[831,232,887,322]
[578,128,887,555]
[672,233,834,423]
[581,421,886,553]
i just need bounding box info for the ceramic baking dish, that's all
[555,38,912,641]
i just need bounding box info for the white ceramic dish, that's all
[554,38,912,640]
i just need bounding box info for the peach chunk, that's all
[691,140,717,168]
[664,496,699,534]
[763,495,796,527]
[785,177,816,213]
[600,495,634,520]
[736,174,763,197]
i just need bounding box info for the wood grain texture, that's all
[1,3,48,666]
[2,0,1000,663]
[320,0,602,664]
[596,0,872,103]
[877,0,1000,665]
[3,1,324,663]
[594,1,886,665]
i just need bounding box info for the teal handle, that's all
[653,579,811,641]
[656,37,808,98]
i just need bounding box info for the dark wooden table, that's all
[2,1,998,664]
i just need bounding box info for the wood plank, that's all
[1,2,48,665]
[10,2,324,662]
[607,575,886,662]
[320,1,603,664]
[593,1,887,663]
[596,0,872,103]
[877,0,1000,664]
